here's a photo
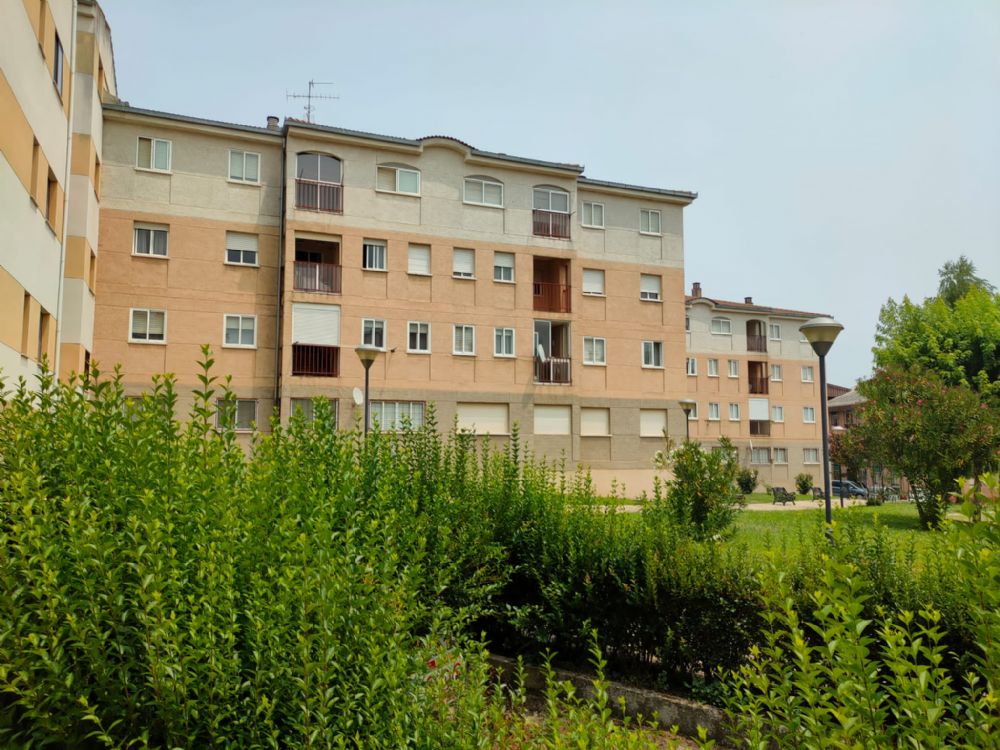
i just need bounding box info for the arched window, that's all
[296,152,342,184]
[532,185,571,238]
[710,317,732,335]
[464,175,503,207]
[295,153,343,212]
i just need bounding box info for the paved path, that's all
[614,497,872,514]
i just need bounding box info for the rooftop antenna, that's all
[286,80,338,123]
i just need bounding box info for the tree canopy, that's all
[937,254,996,306]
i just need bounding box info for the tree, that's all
[937,254,996,306]
[655,437,743,539]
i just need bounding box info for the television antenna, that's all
[286,80,338,123]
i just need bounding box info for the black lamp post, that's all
[356,346,379,436]
[679,398,696,441]
[799,317,844,532]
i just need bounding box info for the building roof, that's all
[685,295,828,319]
[103,103,283,137]
[828,389,866,409]
[578,176,698,202]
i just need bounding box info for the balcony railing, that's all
[295,179,343,213]
[294,261,342,293]
[748,375,769,394]
[747,334,768,353]
[534,356,571,384]
[749,419,771,436]
[533,282,571,313]
[532,209,571,239]
[292,344,340,377]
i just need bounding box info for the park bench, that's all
[771,487,796,505]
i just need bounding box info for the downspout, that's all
[272,125,286,421]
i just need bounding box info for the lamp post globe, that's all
[679,398,696,442]
[355,346,380,436]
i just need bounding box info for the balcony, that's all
[295,179,343,213]
[532,209,570,239]
[533,281,571,313]
[294,261,342,293]
[747,334,768,353]
[534,356,571,384]
[748,375,769,395]
[749,419,771,436]
[292,344,340,377]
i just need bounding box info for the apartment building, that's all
[684,283,825,488]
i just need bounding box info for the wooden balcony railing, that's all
[292,344,340,377]
[534,356,571,384]
[750,419,771,436]
[533,282,571,313]
[294,261,342,293]
[747,334,768,353]
[532,209,570,239]
[295,179,343,213]
[748,375,769,394]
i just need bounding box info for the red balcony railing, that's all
[295,179,343,213]
[750,419,771,436]
[532,209,570,239]
[534,356,571,384]
[293,261,342,293]
[748,375,769,394]
[747,334,768,353]
[292,344,340,377]
[533,282,571,313]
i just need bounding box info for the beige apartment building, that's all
[684,283,825,488]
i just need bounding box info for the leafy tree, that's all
[794,472,813,496]
[656,436,743,539]
[937,254,996,306]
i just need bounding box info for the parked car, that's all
[831,480,868,498]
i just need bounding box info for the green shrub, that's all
[794,472,813,495]
[656,437,743,539]
[736,468,758,495]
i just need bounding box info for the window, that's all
[290,398,337,427]
[803,448,820,464]
[686,403,699,420]
[803,406,816,423]
[774,448,788,464]
[362,240,387,271]
[532,187,569,213]
[296,153,343,211]
[711,317,732,335]
[750,447,771,465]
[494,327,515,357]
[770,364,783,381]
[686,358,697,376]
[707,359,719,377]
[708,402,720,421]
[362,319,386,349]
[728,359,739,378]
[640,274,662,301]
[581,201,605,228]
[801,366,815,383]
[453,248,475,278]
[370,401,425,431]
[581,407,611,436]
[229,150,260,183]
[639,209,661,235]
[225,232,258,265]
[45,170,58,227]
[133,224,168,257]
[534,404,571,435]
[639,409,668,437]
[377,164,420,195]
[407,322,430,353]
[37,310,50,361]
[768,323,781,340]
[772,405,785,422]
[642,341,663,368]
[583,336,606,365]
[408,244,431,275]
[223,314,256,348]
[53,33,64,98]
[216,399,257,431]
[453,324,475,355]
[729,403,741,421]
[456,403,509,435]
[137,137,171,171]
[582,269,605,296]
[463,177,503,207]
[493,252,514,282]
[685,316,690,331]
[129,309,166,343]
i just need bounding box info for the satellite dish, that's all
[352,387,364,406]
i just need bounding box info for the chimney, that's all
[266,115,280,131]
[691,282,702,298]
[744,296,753,305]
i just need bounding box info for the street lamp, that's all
[679,398,696,441]
[355,346,380,436]
[799,316,844,531]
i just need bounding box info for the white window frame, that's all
[686,357,697,376]
[768,323,781,340]
[687,403,699,420]
[729,403,741,421]
[581,201,605,229]
[803,448,820,465]
[133,224,169,258]
[639,274,662,302]
[494,327,515,358]
[222,314,257,349]
[370,400,425,431]
[289,397,338,427]
[642,340,663,369]
[361,318,386,350]
[228,149,260,183]
[225,232,259,267]
[750,447,771,465]
[639,209,661,236]
[770,364,783,381]
[773,448,788,465]
[707,359,719,377]
[711,317,732,335]
[532,187,570,213]
[453,324,476,356]
[493,252,515,283]
[53,33,64,97]
[136,137,172,173]
[803,406,816,424]
[772,405,785,422]
[452,248,476,279]
[582,336,606,366]
[406,321,431,353]
[463,177,504,208]
[801,365,815,383]
[728,359,739,378]
[407,244,431,276]
[708,402,720,421]
[376,165,421,195]
[129,308,167,344]
[582,269,606,296]
[362,240,387,272]
[216,398,257,432]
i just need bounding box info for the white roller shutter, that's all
[640,274,661,298]
[748,398,770,421]
[582,269,605,295]
[456,403,509,435]
[580,407,610,436]
[292,303,340,345]
[226,232,258,252]
[408,244,431,275]
[494,252,514,271]
[453,248,475,277]
[639,409,667,437]
[534,404,571,435]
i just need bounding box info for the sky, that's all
[99,0,1000,386]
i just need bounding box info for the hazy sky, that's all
[100,0,1000,386]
